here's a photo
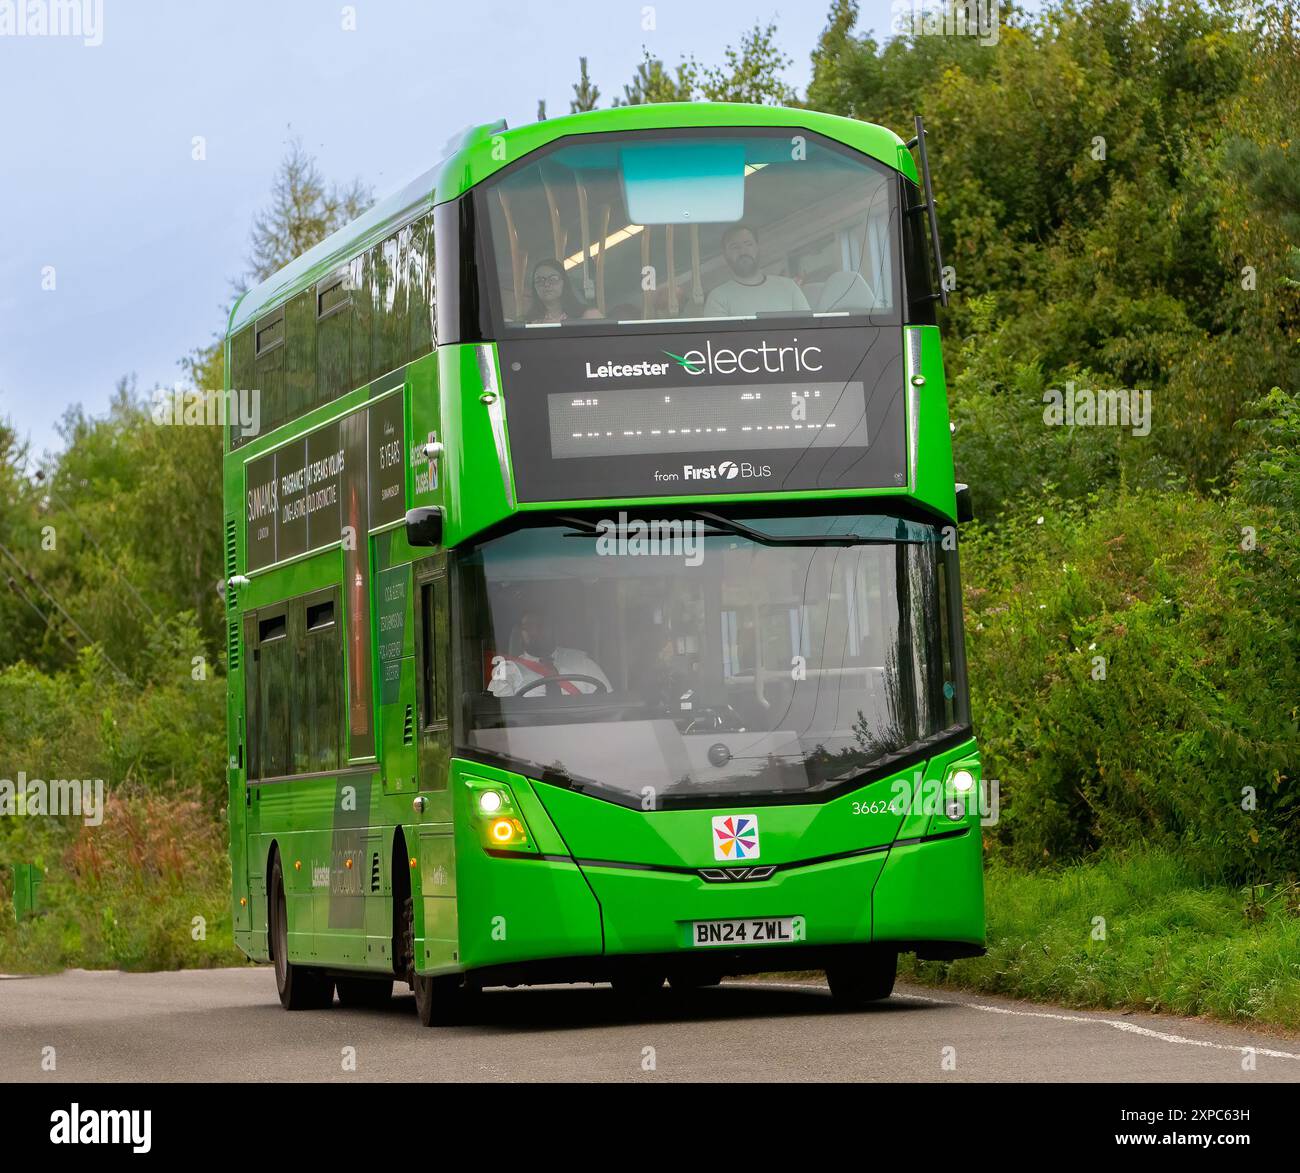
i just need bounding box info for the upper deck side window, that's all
[477,127,901,334]
[227,211,435,450]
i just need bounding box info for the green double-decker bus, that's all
[223,103,983,1025]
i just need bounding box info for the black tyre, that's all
[668,971,722,992]
[402,895,473,1027]
[826,950,898,1006]
[611,971,666,999]
[336,976,394,1008]
[270,854,335,1010]
[412,971,474,1027]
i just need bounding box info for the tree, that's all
[616,23,795,106]
[805,0,883,118]
[570,56,600,112]
[242,135,372,288]
[694,21,796,105]
[615,53,695,104]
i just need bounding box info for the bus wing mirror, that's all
[907,114,948,308]
[955,483,974,524]
[405,507,444,547]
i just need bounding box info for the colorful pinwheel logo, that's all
[712,814,760,861]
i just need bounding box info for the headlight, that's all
[489,817,526,845]
[464,778,533,853]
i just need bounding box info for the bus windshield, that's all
[455,513,968,809]
[479,128,900,333]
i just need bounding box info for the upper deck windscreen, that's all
[480,127,900,334]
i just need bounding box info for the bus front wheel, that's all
[269,854,335,1011]
[826,950,897,1006]
[402,896,472,1027]
[412,971,472,1027]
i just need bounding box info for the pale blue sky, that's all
[0,0,934,457]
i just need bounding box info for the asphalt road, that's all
[2,967,1298,1083]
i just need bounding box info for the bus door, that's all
[412,555,457,968]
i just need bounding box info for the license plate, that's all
[691,917,796,947]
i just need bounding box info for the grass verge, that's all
[900,849,1300,1031]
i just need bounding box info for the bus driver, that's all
[489,607,612,698]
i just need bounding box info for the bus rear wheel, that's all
[269,854,335,1010]
[336,976,394,1008]
[668,971,722,992]
[611,971,666,999]
[826,950,897,1007]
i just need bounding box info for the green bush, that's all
[963,393,1300,882]
[0,789,238,973]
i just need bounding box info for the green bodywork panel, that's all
[448,739,984,971]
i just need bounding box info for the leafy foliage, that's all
[570,56,601,112]
[796,0,1300,881]
[242,135,372,288]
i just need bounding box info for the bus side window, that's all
[284,289,315,426]
[243,612,259,779]
[408,213,434,357]
[304,593,342,772]
[254,308,286,434]
[256,609,290,779]
[229,325,254,449]
[419,578,449,730]
[290,599,309,775]
[242,594,342,784]
[317,269,352,406]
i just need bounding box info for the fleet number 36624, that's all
[850,800,898,815]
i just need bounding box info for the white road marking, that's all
[740,980,1300,1061]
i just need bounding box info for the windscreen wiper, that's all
[688,511,928,547]
[554,514,601,535]
[556,513,779,543]
[555,511,928,546]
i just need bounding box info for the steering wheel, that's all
[515,673,610,697]
[683,704,746,734]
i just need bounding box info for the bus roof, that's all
[227,103,915,337]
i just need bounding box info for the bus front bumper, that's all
[454,824,984,977]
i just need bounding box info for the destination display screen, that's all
[498,326,905,502]
[548,381,868,459]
